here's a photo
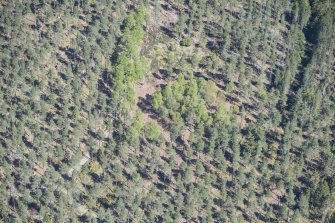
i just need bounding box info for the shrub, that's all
[146,121,161,142]
[180,38,192,47]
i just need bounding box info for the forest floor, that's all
[134,75,171,142]
[68,151,91,177]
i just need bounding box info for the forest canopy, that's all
[0,0,334,222]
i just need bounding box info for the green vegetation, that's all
[145,121,161,142]
[180,38,192,47]
[0,0,334,222]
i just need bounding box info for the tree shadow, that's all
[153,72,163,80]
[154,181,167,191]
[56,53,69,66]
[157,170,171,185]
[59,47,84,63]
[97,79,112,97]
[208,72,230,85]
[173,146,188,164]
[194,71,226,91]
[225,94,240,104]
[22,135,37,151]
[137,94,171,134]
[160,26,175,38]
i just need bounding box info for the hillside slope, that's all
[0,0,334,222]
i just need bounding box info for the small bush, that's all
[180,38,192,47]
[146,121,161,142]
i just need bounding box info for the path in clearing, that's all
[68,151,91,177]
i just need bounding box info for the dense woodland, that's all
[0,0,334,222]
